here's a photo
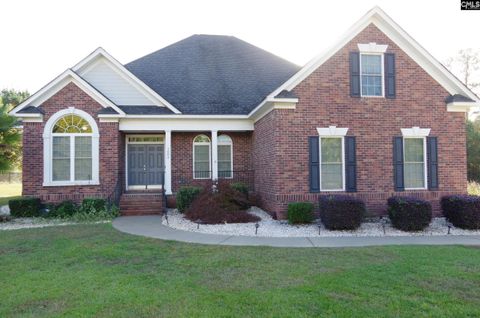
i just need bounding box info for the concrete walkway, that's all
[112,216,480,248]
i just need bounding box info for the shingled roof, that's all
[125,35,300,115]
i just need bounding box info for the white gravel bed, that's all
[163,206,480,237]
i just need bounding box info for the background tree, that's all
[444,49,480,94]
[467,119,480,181]
[0,89,30,171]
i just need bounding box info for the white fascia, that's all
[72,47,182,114]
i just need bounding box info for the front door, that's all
[128,144,164,189]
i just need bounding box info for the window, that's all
[360,54,383,96]
[193,135,211,179]
[51,114,93,182]
[320,137,344,191]
[218,135,233,178]
[404,137,427,189]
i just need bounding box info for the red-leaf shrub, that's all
[387,196,432,231]
[319,195,365,230]
[441,195,480,229]
[185,183,259,224]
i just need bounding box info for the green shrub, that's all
[8,197,41,217]
[69,204,119,222]
[230,182,249,196]
[287,202,314,224]
[177,186,202,212]
[387,196,432,232]
[51,201,77,218]
[81,198,106,213]
[441,195,480,230]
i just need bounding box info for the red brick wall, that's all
[171,131,253,192]
[254,24,468,218]
[22,82,122,203]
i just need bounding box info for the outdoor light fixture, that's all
[317,220,322,235]
[196,219,202,229]
[446,221,453,235]
[380,216,387,235]
[255,222,259,235]
[164,213,169,225]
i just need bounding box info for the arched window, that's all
[218,135,233,178]
[43,108,99,185]
[193,134,211,179]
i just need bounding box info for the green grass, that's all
[0,182,21,206]
[0,224,479,317]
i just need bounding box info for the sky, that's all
[1,0,479,93]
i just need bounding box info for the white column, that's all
[211,130,218,180]
[164,130,172,195]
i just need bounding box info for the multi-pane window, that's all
[360,54,383,96]
[404,138,426,189]
[193,135,211,179]
[320,137,344,191]
[51,115,93,182]
[218,135,233,178]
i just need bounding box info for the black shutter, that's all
[309,136,320,192]
[345,136,357,192]
[427,137,439,190]
[393,137,404,191]
[350,52,361,97]
[385,53,396,99]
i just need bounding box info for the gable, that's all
[79,57,156,106]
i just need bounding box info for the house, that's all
[10,7,479,218]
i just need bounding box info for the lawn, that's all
[0,182,22,206]
[0,224,479,317]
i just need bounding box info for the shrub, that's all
[287,202,314,224]
[50,201,77,218]
[82,198,106,212]
[177,186,202,212]
[69,204,119,222]
[230,182,249,197]
[185,184,258,224]
[319,195,365,230]
[8,197,41,217]
[387,196,432,232]
[441,195,480,230]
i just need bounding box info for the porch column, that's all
[164,129,172,194]
[211,130,218,180]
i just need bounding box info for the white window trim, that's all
[403,136,428,190]
[401,127,431,137]
[218,135,233,179]
[359,52,385,98]
[193,135,211,180]
[317,127,348,192]
[43,107,99,186]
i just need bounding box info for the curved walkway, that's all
[113,216,480,248]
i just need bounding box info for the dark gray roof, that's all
[125,35,300,115]
[275,90,297,99]
[118,106,175,115]
[445,94,475,104]
[17,106,44,114]
[97,107,119,115]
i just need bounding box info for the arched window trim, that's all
[193,134,211,179]
[217,134,233,179]
[43,107,100,186]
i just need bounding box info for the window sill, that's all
[43,181,100,187]
[404,188,428,191]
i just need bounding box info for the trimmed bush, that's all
[185,184,258,224]
[287,202,314,224]
[319,195,365,230]
[387,196,432,232]
[230,182,249,197]
[177,186,202,212]
[441,195,480,230]
[8,197,41,217]
[51,201,77,218]
[81,198,106,213]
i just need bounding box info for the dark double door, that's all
[128,144,164,189]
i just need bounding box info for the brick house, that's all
[11,7,479,218]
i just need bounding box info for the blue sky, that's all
[1,0,479,92]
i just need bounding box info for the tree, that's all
[467,119,480,181]
[445,49,480,94]
[0,89,30,171]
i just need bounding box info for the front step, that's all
[119,192,164,216]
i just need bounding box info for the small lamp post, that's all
[317,219,322,235]
[255,222,260,235]
[164,212,169,225]
[446,221,453,235]
[195,219,203,229]
[380,216,389,235]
